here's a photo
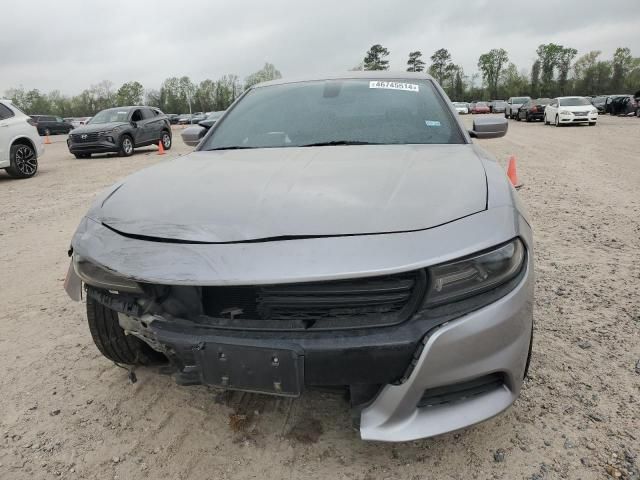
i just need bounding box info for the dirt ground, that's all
[0,118,638,480]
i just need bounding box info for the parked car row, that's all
[504,96,598,126]
[175,112,208,125]
[451,100,507,115]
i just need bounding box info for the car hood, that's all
[95,145,488,243]
[72,122,128,133]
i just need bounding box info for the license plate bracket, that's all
[196,343,304,397]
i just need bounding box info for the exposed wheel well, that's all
[11,137,36,154]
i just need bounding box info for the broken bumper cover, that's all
[70,252,532,441]
[67,206,534,440]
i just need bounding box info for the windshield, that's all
[89,109,129,124]
[559,97,591,106]
[476,102,488,106]
[202,79,464,150]
[493,101,507,107]
[534,98,552,105]
[512,97,530,104]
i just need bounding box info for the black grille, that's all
[199,270,426,331]
[71,132,100,142]
[418,373,505,408]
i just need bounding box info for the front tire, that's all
[555,115,561,127]
[6,143,38,178]
[589,122,596,126]
[74,153,91,159]
[86,296,164,366]
[161,131,172,150]
[118,135,134,157]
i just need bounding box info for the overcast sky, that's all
[2,0,639,95]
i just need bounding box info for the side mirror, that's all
[181,125,206,147]
[468,117,508,139]
[130,121,137,128]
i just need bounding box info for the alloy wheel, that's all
[162,133,171,149]
[15,146,37,176]
[123,138,133,154]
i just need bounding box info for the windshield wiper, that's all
[299,140,380,147]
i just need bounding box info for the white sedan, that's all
[544,96,598,126]
[452,102,469,114]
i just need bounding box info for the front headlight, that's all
[590,109,598,115]
[73,255,143,293]
[424,239,525,306]
[559,110,573,115]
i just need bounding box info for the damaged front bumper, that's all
[65,252,533,441]
[65,206,534,441]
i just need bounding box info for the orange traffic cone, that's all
[157,140,165,155]
[507,155,522,188]
[44,134,51,145]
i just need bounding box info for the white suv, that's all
[0,99,44,178]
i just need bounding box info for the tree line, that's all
[361,44,640,100]
[5,45,639,116]
[3,63,282,117]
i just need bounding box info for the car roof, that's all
[256,71,436,88]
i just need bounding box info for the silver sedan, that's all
[65,72,533,442]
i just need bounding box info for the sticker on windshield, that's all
[369,81,419,92]
[425,120,441,127]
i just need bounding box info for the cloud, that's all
[1,0,639,95]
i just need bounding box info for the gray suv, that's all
[67,106,171,159]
